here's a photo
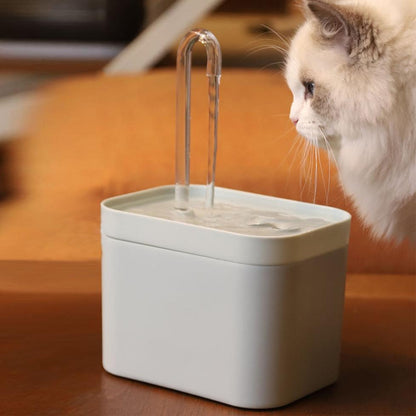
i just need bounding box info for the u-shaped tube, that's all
[175,29,222,210]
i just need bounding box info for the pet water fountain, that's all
[101,29,351,409]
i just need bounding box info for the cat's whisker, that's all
[285,134,304,175]
[282,136,303,193]
[318,129,335,201]
[297,138,307,197]
[245,37,288,71]
[300,140,313,200]
[308,142,317,203]
[324,142,333,205]
[299,138,310,170]
[246,44,288,59]
[315,142,327,204]
[272,124,296,143]
[313,144,319,204]
[246,35,289,54]
[246,30,282,46]
[258,24,291,49]
[318,127,347,204]
[309,145,318,204]
[259,61,286,71]
[310,142,317,202]
[318,129,340,176]
[281,133,304,169]
[321,138,331,205]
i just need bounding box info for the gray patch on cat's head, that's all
[310,83,337,120]
[348,13,383,63]
[306,0,383,63]
[299,69,337,120]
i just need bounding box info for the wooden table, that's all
[1,261,414,415]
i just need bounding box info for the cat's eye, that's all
[303,81,315,99]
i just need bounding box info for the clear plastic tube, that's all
[175,29,222,210]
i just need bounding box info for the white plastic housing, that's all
[101,185,351,409]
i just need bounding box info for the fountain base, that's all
[101,185,350,409]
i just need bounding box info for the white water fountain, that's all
[101,29,351,409]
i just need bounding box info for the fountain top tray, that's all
[101,184,350,266]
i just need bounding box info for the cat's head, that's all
[285,0,396,148]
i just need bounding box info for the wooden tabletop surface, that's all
[1,260,415,416]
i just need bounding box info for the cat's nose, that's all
[290,117,299,125]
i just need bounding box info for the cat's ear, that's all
[305,0,355,54]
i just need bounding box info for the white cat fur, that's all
[285,0,416,242]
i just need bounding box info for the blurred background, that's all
[0,0,299,190]
[0,0,295,71]
[0,0,299,134]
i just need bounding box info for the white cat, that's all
[285,0,416,242]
